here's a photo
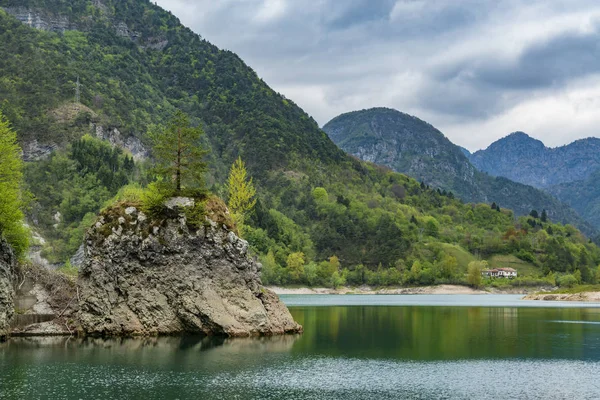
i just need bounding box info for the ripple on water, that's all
[2,358,600,400]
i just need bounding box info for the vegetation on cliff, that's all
[0,111,28,256]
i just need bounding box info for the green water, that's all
[2,295,600,399]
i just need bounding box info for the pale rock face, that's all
[78,203,302,337]
[0,239,16,339]
[20,139,60,162]
[93,125,149,161]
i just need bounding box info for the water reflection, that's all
[290,306,600,361]
[2,302,600,399]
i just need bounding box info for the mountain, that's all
[323,108,597,236]
[468,132,600,188]
[547,170,600,231]
[467,132,600,231]
[1,1,599,286]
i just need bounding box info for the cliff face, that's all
[78,199,302,337]
[324,108,479,198]
[0,238,16,339]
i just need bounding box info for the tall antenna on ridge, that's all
[75,76,82,103]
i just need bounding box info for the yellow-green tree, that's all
[467,261,487,288]
[227,156,256,233]
[286,252,305,282]
[0,112,28,256]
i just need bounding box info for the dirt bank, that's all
[268,284,541,295]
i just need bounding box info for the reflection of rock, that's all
[3,335,300,357]
[78,201,302,337]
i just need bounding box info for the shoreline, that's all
[268,284,547,296]
[523,292,600,302]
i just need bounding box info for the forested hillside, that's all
[1,0,599,288]
[323,108,596,237]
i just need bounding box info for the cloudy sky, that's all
[155,0,600,151]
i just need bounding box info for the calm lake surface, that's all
[2,295,600,399]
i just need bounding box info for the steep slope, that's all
[1,1,599,285]
[323,108,596,236]
[0,0,344,176]
[548,170,600,230]
[325,108,480,198]
[468,132,600,188]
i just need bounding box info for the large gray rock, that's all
[78,202,302,337]
[0,238,16,339]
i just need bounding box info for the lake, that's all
[2,294,600,399]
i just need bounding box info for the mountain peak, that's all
[488,131,546,151]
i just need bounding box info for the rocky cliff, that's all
[0,238,16,339]
[78,198,302,337]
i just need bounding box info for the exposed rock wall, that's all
[0,239,16,339]
[78,200,302,337]
[93,124,148,161]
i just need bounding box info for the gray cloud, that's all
[155,0,600,150]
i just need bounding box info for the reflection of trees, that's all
[290,306,600,361]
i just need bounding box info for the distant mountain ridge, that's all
[323,108,598,236]
[466,132,600,188]
[464,132,600,233]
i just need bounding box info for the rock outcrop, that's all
[0,238,16,339]
[78,198,302,337]
[524,292,600,302]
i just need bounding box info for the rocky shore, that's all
[0,197,302,338]
[523,292,600,302]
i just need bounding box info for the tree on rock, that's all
[0,112,28,256]
[227,156,256,233]
[150,111,207,194]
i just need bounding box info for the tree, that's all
[530,210,539,219]
[0,112,28,256]
[439,255,458,279]
[467,261,487,288]
[286,252,306,282]
[150,111,207,193]
[227,156,257,233]
[541,209,548,223]
[491,202,497,210]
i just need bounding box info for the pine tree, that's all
[491,202,497,210]
[0,112,28,256]
[227,156,257,233]
[530,210,539,219]
[541,209,548,223]
[149,111,207,194]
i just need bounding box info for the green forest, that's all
[0,1,599,290]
